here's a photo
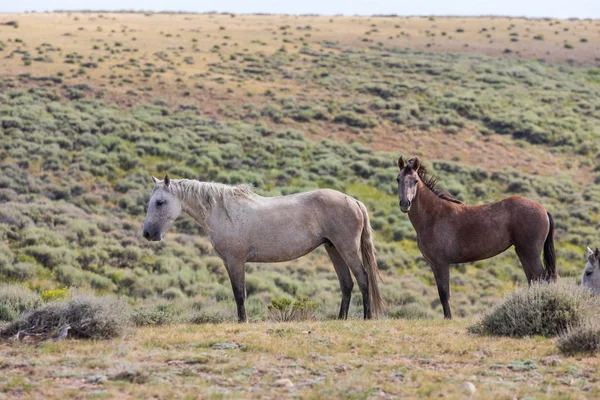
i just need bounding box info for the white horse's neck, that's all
[170,180,252,229]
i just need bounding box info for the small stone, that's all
[273,378,294,388]
[111,369,149,384]
[212,342,240,350]
[389,371,405,380]
[297,377,325,387]
[86,374,108,384]
[540,355,562,366]
[334,364,349,373]
[462,381,476,395]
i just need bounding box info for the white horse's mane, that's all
[168,180,253,228]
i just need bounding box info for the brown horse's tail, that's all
[543,211,557,281]
[357,201,384,318]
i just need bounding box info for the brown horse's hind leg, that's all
[431,263,452,319]
[334,243,371,319]
[325,243,354,319]
[224,259,248,323]
[514,246,545,284]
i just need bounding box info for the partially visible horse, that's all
[142,175,383,322]
[582,247,600,295]
[396,156,556,319]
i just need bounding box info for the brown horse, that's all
[396,157,556,319]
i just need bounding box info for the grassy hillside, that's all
[0,13,599,320]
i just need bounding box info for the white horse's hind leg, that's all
[334,241,371,319]
[325,243,354,319]
[224,259,248,323]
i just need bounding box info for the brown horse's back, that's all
[430,196,550,265]
[502,196,550,246]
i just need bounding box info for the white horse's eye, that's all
[156,200,165,206]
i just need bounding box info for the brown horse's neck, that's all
[408,181,456,232]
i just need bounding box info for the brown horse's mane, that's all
[416,165,464,204]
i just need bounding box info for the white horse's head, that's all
[582,247,600,295]
[142,174,182,241]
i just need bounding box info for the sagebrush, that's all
[0,295,130,341]
[0,285,42,322]
[469,281,600,337]
[558,323,600,356]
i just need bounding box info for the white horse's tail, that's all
[357,201,384,318]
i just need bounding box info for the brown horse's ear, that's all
[398,156,405,170]
[152,176,159,185]
[411,157,420,171]
[164,173,170,187]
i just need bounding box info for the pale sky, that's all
[2,0,599,19]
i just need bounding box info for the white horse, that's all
[582,247,600,295]
[142,174,383,322]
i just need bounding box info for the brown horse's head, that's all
[396,156,421,213]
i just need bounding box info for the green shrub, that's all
[0,285,42,322]
[333,111,377,129]
[274,277,298,296]
[189,310,232,324]
[162,287,186,300]
[387,304,433,320]
[0,295,129,340]
[469,282,600,337]
[24,245,73,269]
[56,265,116,292]
[130,305,180,326]
[267,297,319,322]
[0,262,38,281]
[558,323,600,355]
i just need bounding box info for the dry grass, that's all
[1,13,598,98]
[0,319,599,398]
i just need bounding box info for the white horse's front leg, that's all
[224,258,247,323]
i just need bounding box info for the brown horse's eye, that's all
[396,177,400,183]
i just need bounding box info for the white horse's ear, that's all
[587,247,594,257]
[152,176,159,184]
[164,173,170,187]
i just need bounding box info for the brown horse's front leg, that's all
[432,263,452,319]
[224,260,248,323]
